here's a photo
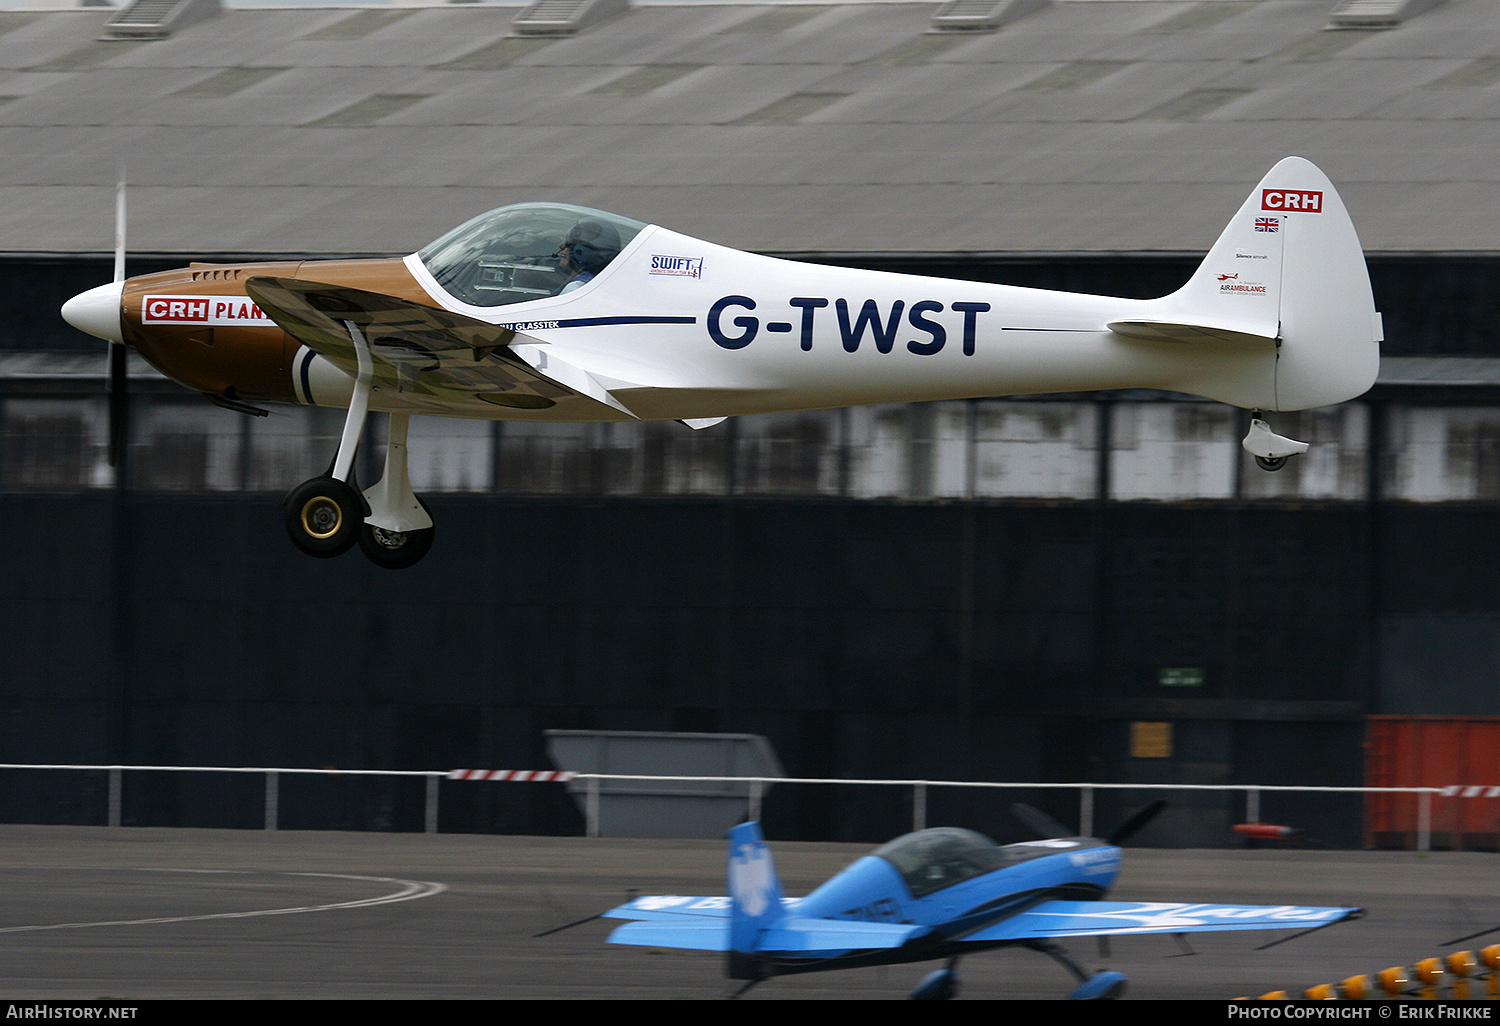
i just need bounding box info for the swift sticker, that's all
[650,255,705,279]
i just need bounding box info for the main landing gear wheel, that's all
[284,476,364,558]
[1255,455,1289,472]
[359,500,435,570]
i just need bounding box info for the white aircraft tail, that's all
[1110,157,1380,411]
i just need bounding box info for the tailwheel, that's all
[359,500,435,570]
[285,476,365,558]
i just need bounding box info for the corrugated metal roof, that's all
[1,1,1497,254]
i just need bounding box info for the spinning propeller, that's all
[59,173,131,467]
[1010,799,1167,846]
[108,175,127,468]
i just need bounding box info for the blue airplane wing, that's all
[608,916,926,953]
[961,900,1362,942]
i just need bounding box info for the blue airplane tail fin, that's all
[726,821,787,980]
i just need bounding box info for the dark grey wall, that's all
[3,491,1467,845]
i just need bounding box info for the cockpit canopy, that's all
[417,203,647,308]
[873,827,1011,899]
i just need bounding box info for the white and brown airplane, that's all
[62,156,1380,568]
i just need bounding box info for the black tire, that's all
[1255,455,1289,472]
[284,476,364,558]
[358,500,435,570]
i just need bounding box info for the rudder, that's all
[726,821,786,981]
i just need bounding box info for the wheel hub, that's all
[300,497,343,539]
[371,526,409,550]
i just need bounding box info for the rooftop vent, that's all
[510,0,628,36]
[929,0,1048,33]
[104,0,220,38]
[1326,0,1446,29]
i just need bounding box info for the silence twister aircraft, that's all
[61,156,1380,568]
[593,814,1362,999]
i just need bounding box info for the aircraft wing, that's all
[959,901,1362,943]
[244,276,638,417]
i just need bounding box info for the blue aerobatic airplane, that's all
[598,808,1361,999]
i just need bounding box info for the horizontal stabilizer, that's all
[959,900,1362,943]
[607,916,925,954]
[608,920,730,952]
[1107,320,1278,346]
[602,895,756,922]
[759,917,927,952]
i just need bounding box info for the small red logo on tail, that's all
[1261,189,1323,213]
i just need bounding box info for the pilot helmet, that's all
[560,219,621,274]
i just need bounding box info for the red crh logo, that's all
[1262,189,1323,213]
[144,297,209,321]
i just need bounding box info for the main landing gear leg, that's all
[910,957,962,999]
[1025,940,1127,1000]
[284,321,375,559]
[358,411,434,569]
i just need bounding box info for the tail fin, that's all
[726,821,786,980]
[1110,157,1380,411]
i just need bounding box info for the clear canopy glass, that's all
[872,827,1011,898]
[417,202,647,308]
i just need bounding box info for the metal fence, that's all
[0,763,1450,849]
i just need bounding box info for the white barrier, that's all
[0,763,1447,848]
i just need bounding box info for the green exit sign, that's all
[1159,667,1204,687]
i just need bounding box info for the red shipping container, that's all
[1366,716,1500,850]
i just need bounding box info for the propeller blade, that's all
[108,342,128,468]
[108,170,128,468]
[1010,802,1074,840]
[1108,800,1168,846]
[113,173,126,284]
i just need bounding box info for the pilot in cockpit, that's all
[556,219,622,294]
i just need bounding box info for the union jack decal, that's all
[1254,217,1280,233]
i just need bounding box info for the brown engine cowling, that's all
[121,258,433,405]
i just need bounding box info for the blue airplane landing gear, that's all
[1026,939,1126,999]
[910,959,961,1000]
[1069,971,1127,1000]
